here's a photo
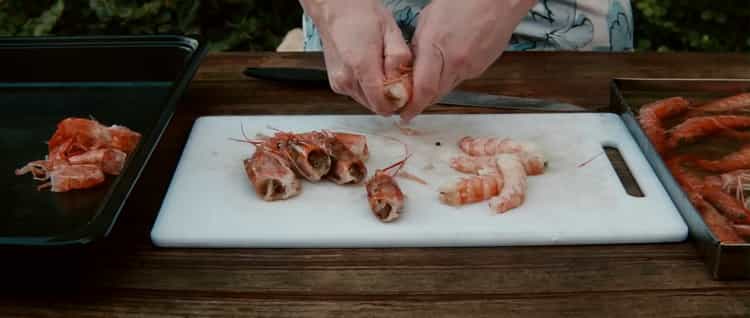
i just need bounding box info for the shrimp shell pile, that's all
[439,136,547,213]
[637,93,750,243]
[15,117,141,192]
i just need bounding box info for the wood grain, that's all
[4,51,750,317]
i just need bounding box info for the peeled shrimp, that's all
[488,154,528,213]
[438,174,503,206]
[383,65,413,110]
[457,137,546,174]
[451,154,545,176]
[637,96,690,154]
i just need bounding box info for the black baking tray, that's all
[0,35,207,246]
[611,78,750,280]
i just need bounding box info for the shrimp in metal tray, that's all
[365,155,410,223]
[693,144,750,173]
[667,115,750,148]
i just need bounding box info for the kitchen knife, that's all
[243,66,586,112]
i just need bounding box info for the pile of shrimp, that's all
[15,117,141,192]
[438,136,547,213]
[236,127,410,223]
[636,92,750,243]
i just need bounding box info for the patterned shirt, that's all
[303,0,634,52]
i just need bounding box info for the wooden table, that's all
[3,52,750,317]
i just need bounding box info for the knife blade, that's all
[243,67,586,112]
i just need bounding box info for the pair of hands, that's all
[300,0,536,122]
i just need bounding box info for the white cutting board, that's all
[150,113,687,248]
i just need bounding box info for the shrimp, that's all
[438,174,503,206]
[383,65,413,110]
[667,115,750,148]
[450,154,545,176]
[269,130,331,182]
[488,154,528,213]
[67,148,127,175]
[697,201,745,243]
[243,145,301,201]
[331,132,369,162]
[637,96,690,154]
[324,133,367,185]
[688,92,750,115]
[665,155,708,209]
[701,185,750,224]
[30,164,106,192]
[366,156,409,223]
[693,144,750,173]
[457,136,546,174]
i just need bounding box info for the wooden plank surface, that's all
[3,51,750,317]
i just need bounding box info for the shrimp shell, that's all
[68,148,127,175]
[41,164,106,192]
[332,132,369,162]
[326,137,367,185]
[244,148,301,201]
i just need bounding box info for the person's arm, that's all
[400,0,537,122]
[299,0,413,115]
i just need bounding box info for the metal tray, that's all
[610,78,750,280]
[0,35,207,246]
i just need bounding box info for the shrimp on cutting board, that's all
[457,136,546,175]
[488,154,528,213]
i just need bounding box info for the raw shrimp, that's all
[457,137,546,174]
[366,156,409,223]
[331,132,369,162]
[67,148,127,175]
[688,92,750,115]
[108,125,142,154]
[637,96,690,154]
[701,185,750,224]
[438,174,503,206]
[488,154,528,213]
[244,146,301,201]
[383,65,413,110]
[450,154,545,176]
[667,115,750,148]
[693,144,750,173]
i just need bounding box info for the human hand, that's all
[300,0,414,115]
[400,0,537,122]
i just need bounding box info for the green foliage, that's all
[0,0,748,52]
[633,0,750,52]
[0,0,303,52]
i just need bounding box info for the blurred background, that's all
[1,0,748,52]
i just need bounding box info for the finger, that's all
[352,49,395,116]
[400,41,444,122]
[383,19,413,80]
